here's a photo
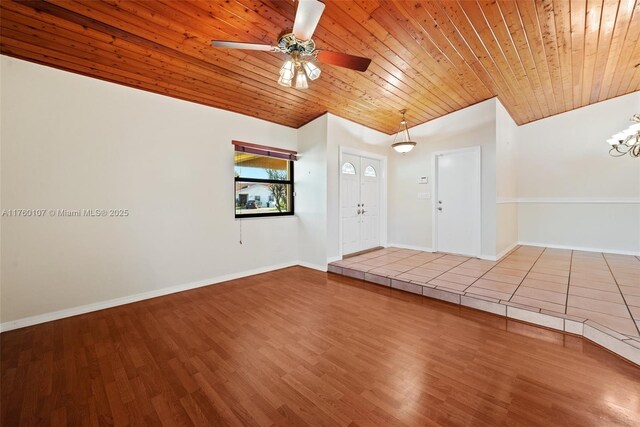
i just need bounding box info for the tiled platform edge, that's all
[328,264,640,366]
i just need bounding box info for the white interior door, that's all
[341,154,361,255]
[360,158,380,251]
[435,148,480,257]
[341,154,381,255]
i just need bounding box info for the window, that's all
[233,140,296,218]
[364,165,377,177]
[342,162,356,175]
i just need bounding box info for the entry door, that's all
[435,148,480,257]
[341,154,381,255]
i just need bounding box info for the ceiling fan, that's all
[211,0,372,89]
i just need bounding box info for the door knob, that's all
[438,201,442,204]
[357,209,361,214]
[437,207,442,211]
[362,210,367,214]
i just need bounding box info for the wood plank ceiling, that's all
[1,0,639,134]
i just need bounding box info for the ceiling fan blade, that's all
[211,40,277,51]
[316,51,372,72]
[292,0,326,41]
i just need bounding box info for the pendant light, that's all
[392,109,417,153]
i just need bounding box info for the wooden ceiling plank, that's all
[127,0,433,128]
[25,0,318,108]
[625,61,640,93]
[436,0,527,122]
[236,0,447,125]
[496,0,552,119]
[514,0,559,116]
[221,1,441,119]
[380,1,493,101]
[330,1,465,115]
[367,3,474,109]
[597,0,636,101]
[1,0,636,132]
[308,9,450,119]
[619,38,640,94]
[569,0,587,109]
[72,0,330,106]
[459,0,537,122]
[606,0,640,98]
[589,0,622,104]
[476,0,543,119]
[549,0,575,112]
[264,0,469,117]
[2,2,322,122]
[373,1,485,106]
[324,0,464,118]
[305,10,450,118]
[580,0,604,107]
[347,0,472,113]
[44,0,401,127]
[418,1,506,102]
[533,0,567,113]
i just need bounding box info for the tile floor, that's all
[329,246,640,365]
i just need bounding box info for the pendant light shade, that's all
[295,71,308,89]
[392,109,417,153]
[303,61,322,80]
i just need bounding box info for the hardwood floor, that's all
[2,266,640,426]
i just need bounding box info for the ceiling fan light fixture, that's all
[211,0,372,91]
[280,60,295,80]
[278,74,293,87]
[391,109,417,154]
[295,71,308,89]
[303,61,321,80]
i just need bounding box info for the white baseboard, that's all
[387,243,435,252]
[298,261,328,272]
[485,242,520,261]
[497,197,640,204]
[0,261,299,333]
[518,241,640,256]
[327,256,342,264]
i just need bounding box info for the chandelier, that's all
[607,114,640,157]
[392,109,417,153]
[277,51,321,89]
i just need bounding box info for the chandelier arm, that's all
[609,146,628,157]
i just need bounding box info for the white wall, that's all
[296,115,328,269]
[1,56,299,325]
[296,113,388,264]
[496,99,519,256]
[388,99,498,258]
[515,92,640,254]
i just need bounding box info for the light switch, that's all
[419,176,428,184]
[418,192,431,200]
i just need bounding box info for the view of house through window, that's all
[234,150,294,217]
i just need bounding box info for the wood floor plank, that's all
[2,266,640,426]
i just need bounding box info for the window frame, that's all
[234,153,295,219]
